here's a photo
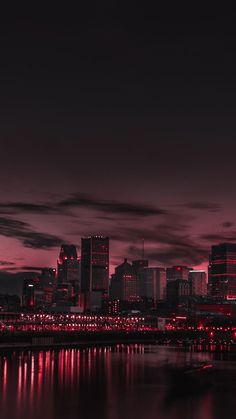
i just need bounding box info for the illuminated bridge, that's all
[1,313,236,351]
[0,313,151,333]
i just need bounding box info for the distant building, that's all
[189,270,207,296]
[166,266,192,281]
[0,294,21,312]
[81,236,109,311]
[22,277,39,310]
[166,279,191,307]
[55,283,73,306]
[102,298,120,315]
[139,267,166,304]
[209,243,236,300]
[57,244,80,303]
[22,270,57,310]
[40,268,56,305]
[110,259,139,302]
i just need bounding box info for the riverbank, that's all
[1,329,236,351]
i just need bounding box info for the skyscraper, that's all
[57,244,80,303]
[188,270,207,296]
[110,259,139,302]
[166,265,192,281]
[139,267,166,303]
[208,243,236,299]
[166,279,191,308]
[81,236,109,311]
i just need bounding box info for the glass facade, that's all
[209,243,236,299]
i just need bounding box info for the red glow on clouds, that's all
[0,189,233,279]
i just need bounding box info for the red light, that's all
[210,331,214,337]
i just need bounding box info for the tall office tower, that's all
[139,267,166,303]
[166,266,192,281]
[188,270,207,296]
[110,259,139,302]
[40,268,57,305]
[57,244,80,302]
[208,243,236,299]
[81,236,109,311]
[166,279,191,308]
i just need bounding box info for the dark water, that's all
[0,345,236,419]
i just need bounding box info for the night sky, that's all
[1,3,236,292]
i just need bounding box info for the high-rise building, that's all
[81,236,109,311]
[110,259,139,302]
[57,244,80,303]
[166,266,192,281]
[188,270,207,296]
[22,269,57,310]
[166,279,191,307]
[139,267,166,303]
[208,243,236,299]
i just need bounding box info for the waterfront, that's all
[0,345,236,419]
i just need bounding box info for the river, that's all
[0,344,236,419]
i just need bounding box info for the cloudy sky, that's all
[1,3,236,289]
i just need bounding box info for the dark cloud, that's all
[155,222,191,234]
[0,261,15,266]
[111,216,209,267]
[112,221,191,246]
[0,202,59,215]
[0,216,62,249]
[128,242,208,267]
[58,193,167,217]
[151,245,207,266]
[96,215,127,221]
[21,266,47,271]
[0,194,167,219]
[200,233,236,242]
[181,201,221,212]
[222,221,234,228]
[23,232,62,249]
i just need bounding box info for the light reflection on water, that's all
[0,345,236,419]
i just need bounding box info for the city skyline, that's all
[0,233,231,297]
[1,5,236,419]
[1,215,236,270]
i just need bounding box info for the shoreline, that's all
[1,330,236,352]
